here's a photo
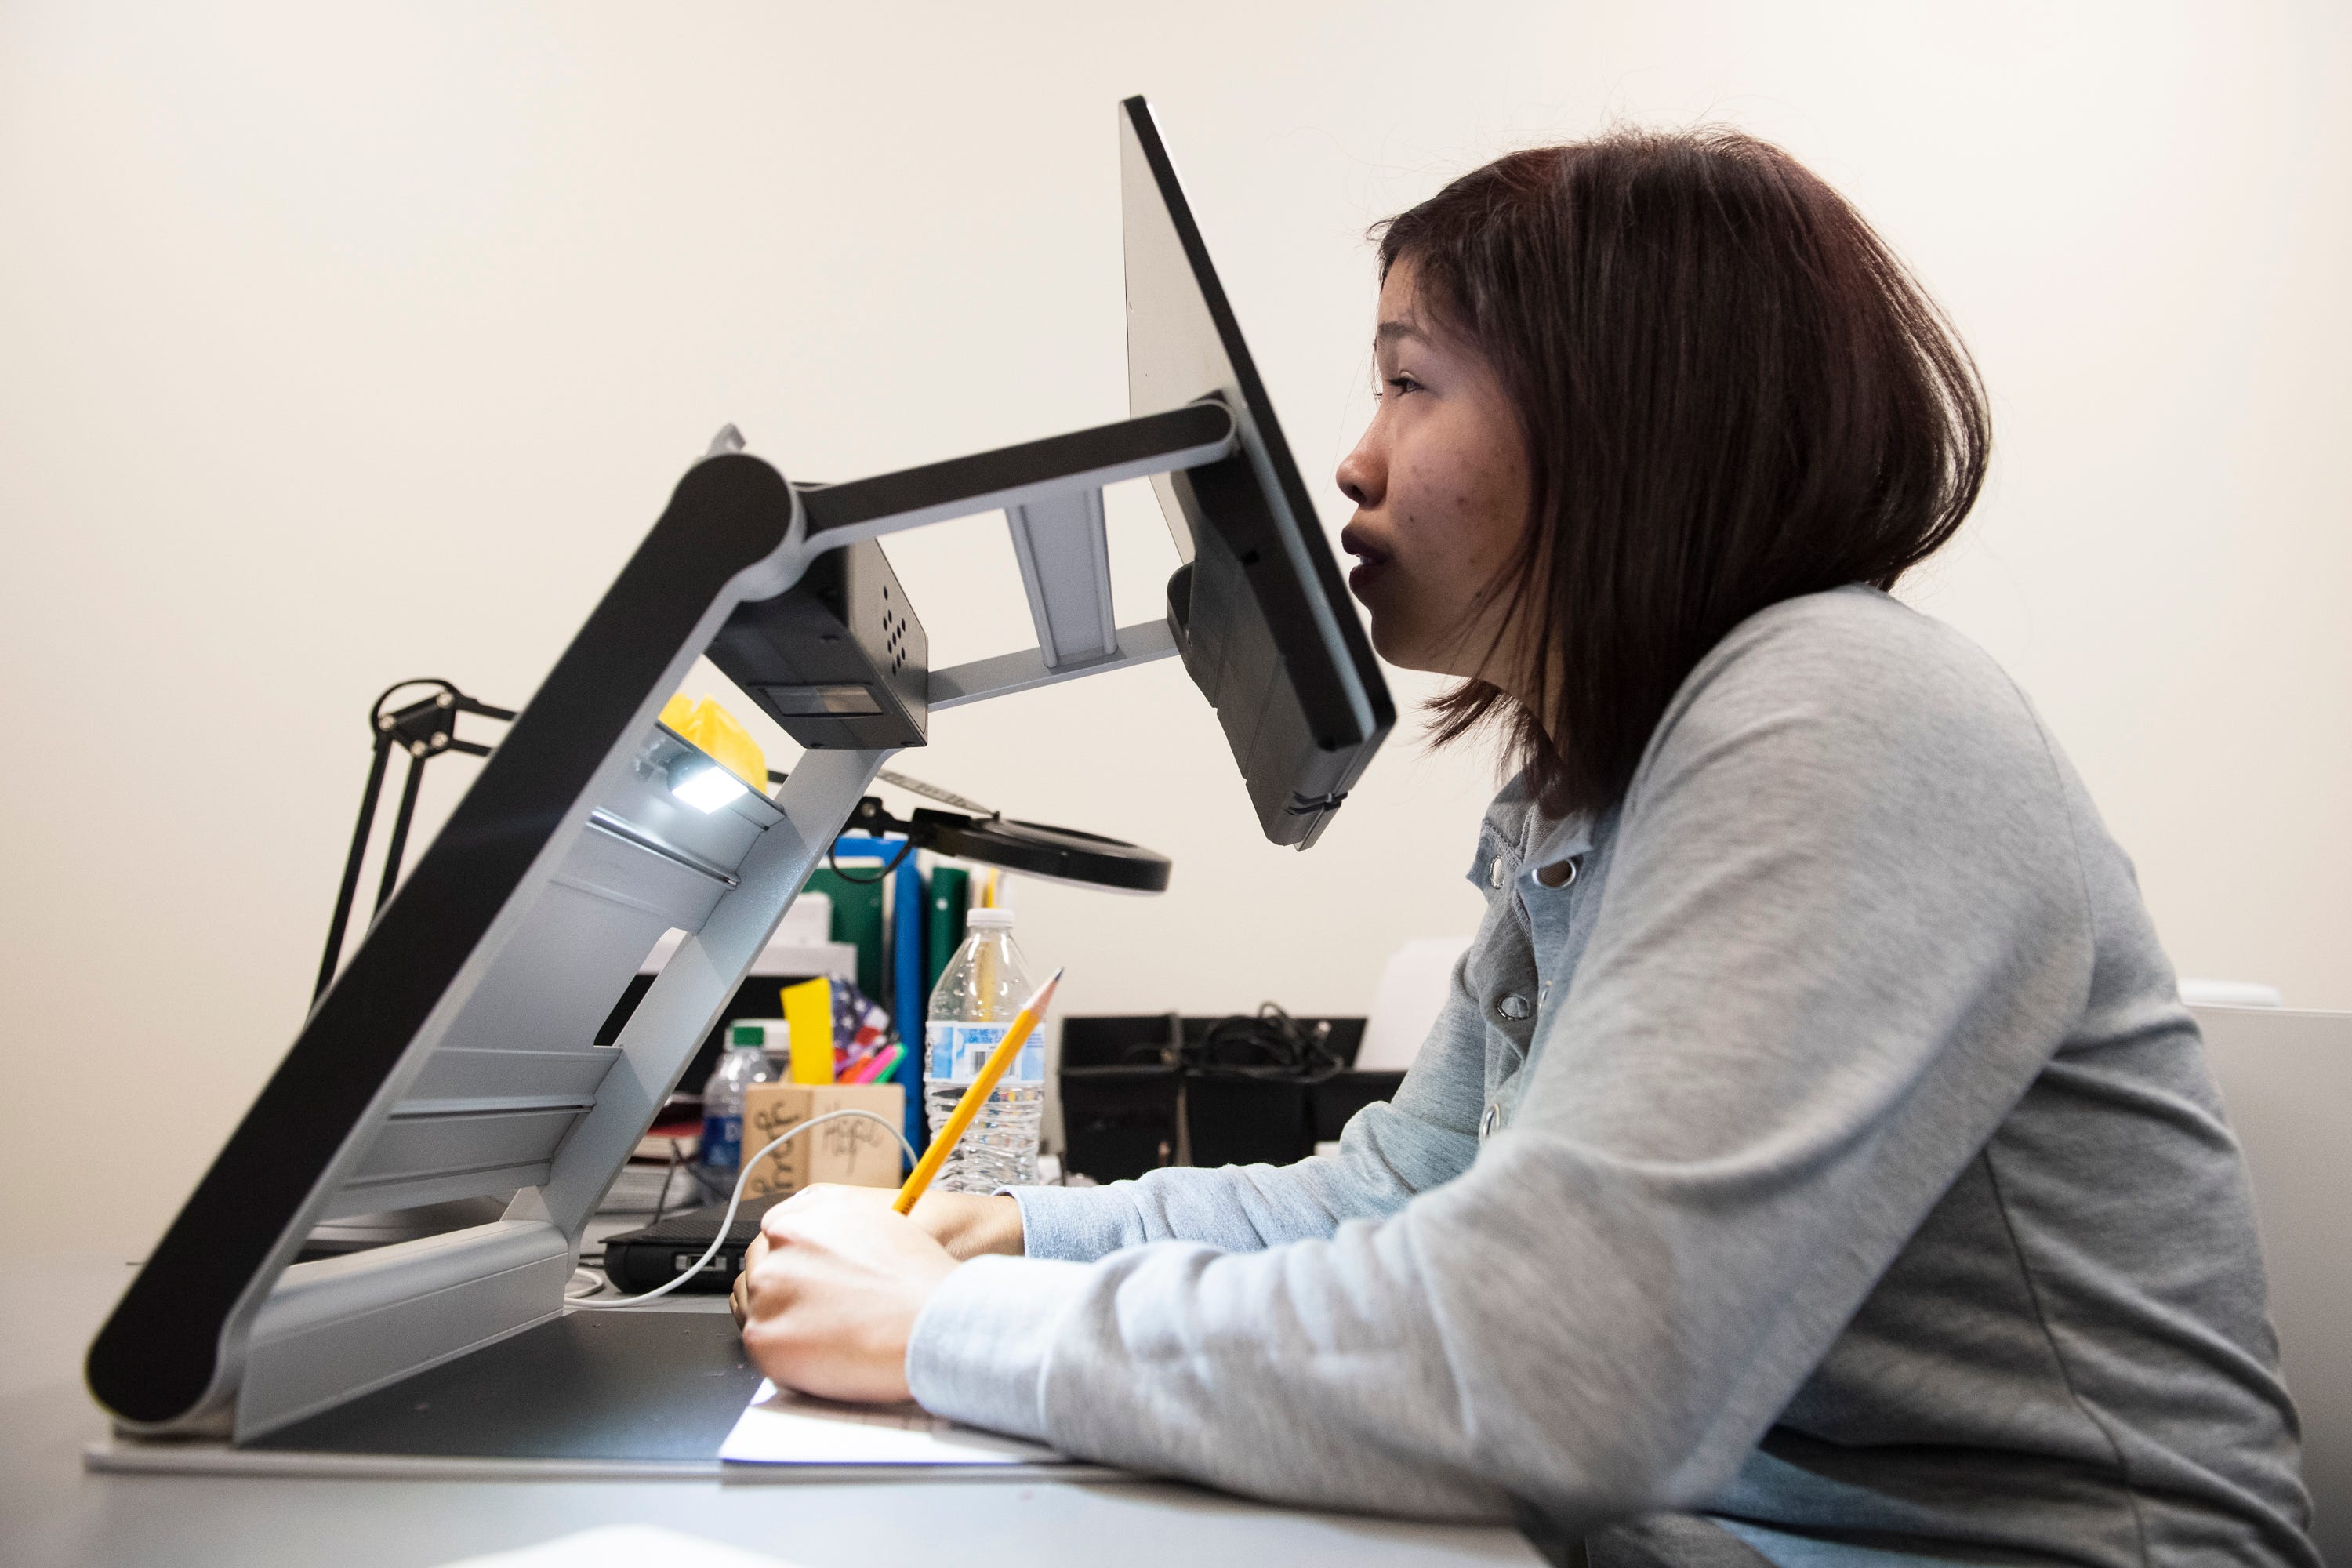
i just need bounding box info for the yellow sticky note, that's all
[782,977,834,1084]
[658,693,768,793]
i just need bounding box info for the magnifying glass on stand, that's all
[832,775,1170,895]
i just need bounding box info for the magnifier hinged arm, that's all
[85,402,1233,1447]
[785,397,1235,713]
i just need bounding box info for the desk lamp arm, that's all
[313,681,517,1004]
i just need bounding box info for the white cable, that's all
[568,1108,918,1309]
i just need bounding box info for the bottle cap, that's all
[728,1021,768,1048]
[966,909,1015,931]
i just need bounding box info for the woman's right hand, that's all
[735,1184,1025,1259]
[728,1187,1025,1330]
[907,1190,1025,1259]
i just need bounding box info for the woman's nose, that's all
[1336,428,1383,508]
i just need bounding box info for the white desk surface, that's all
[4,1253,1541,1568]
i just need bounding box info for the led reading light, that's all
[669,758,750,813]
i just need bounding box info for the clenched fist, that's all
[730,1185,991,1404]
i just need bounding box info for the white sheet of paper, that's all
[433,1524,804,1568]
[719,1379,1069,1466]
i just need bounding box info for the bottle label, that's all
[699,1112,742,1170]
[926,1021,1045,1087]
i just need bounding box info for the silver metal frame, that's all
[197,413,1235,1443]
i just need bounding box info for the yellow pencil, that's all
[895,967,1063,1214]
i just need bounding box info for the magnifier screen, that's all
[1118,96,1395,848]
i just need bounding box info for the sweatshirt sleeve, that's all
[909,597,2098,1525]
[1010,942,1494,1261]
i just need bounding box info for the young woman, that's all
[734,130,2315,1566]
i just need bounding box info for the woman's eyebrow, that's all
[1374,319,1427,346]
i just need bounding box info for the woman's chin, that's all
[1366,619,1429,673]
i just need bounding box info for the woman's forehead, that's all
[1377,257,1427,323]
[1375,266,1450,357]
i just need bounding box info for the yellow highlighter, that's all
[895,967,1063,1214]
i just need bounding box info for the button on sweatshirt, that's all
[903,586,2314,1566]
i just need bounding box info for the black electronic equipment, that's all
[88,96,1391,1457]
[1057,1012,1403,1182]
[600,1201,773,1296]
[1120,99,1396,847]
[710,536,929,753]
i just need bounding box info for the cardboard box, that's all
[740,1082,906,1200]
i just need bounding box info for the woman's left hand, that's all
[730,1184,961,1405]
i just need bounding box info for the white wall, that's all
[2,1,2345,1254]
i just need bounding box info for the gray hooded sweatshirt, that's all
[905,586,2314,1566]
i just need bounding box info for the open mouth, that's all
[1341,524,1389,597]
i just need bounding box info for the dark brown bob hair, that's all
[1377,129,1989,818]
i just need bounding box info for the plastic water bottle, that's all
[697,1023,776,1196]
[924,908,1045,1192]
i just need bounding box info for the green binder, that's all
[805,866,885,999]
[924,866,969,997]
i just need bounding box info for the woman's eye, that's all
[1383,375,1423,398]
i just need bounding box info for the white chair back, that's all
[2193,1003,2352,1562]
